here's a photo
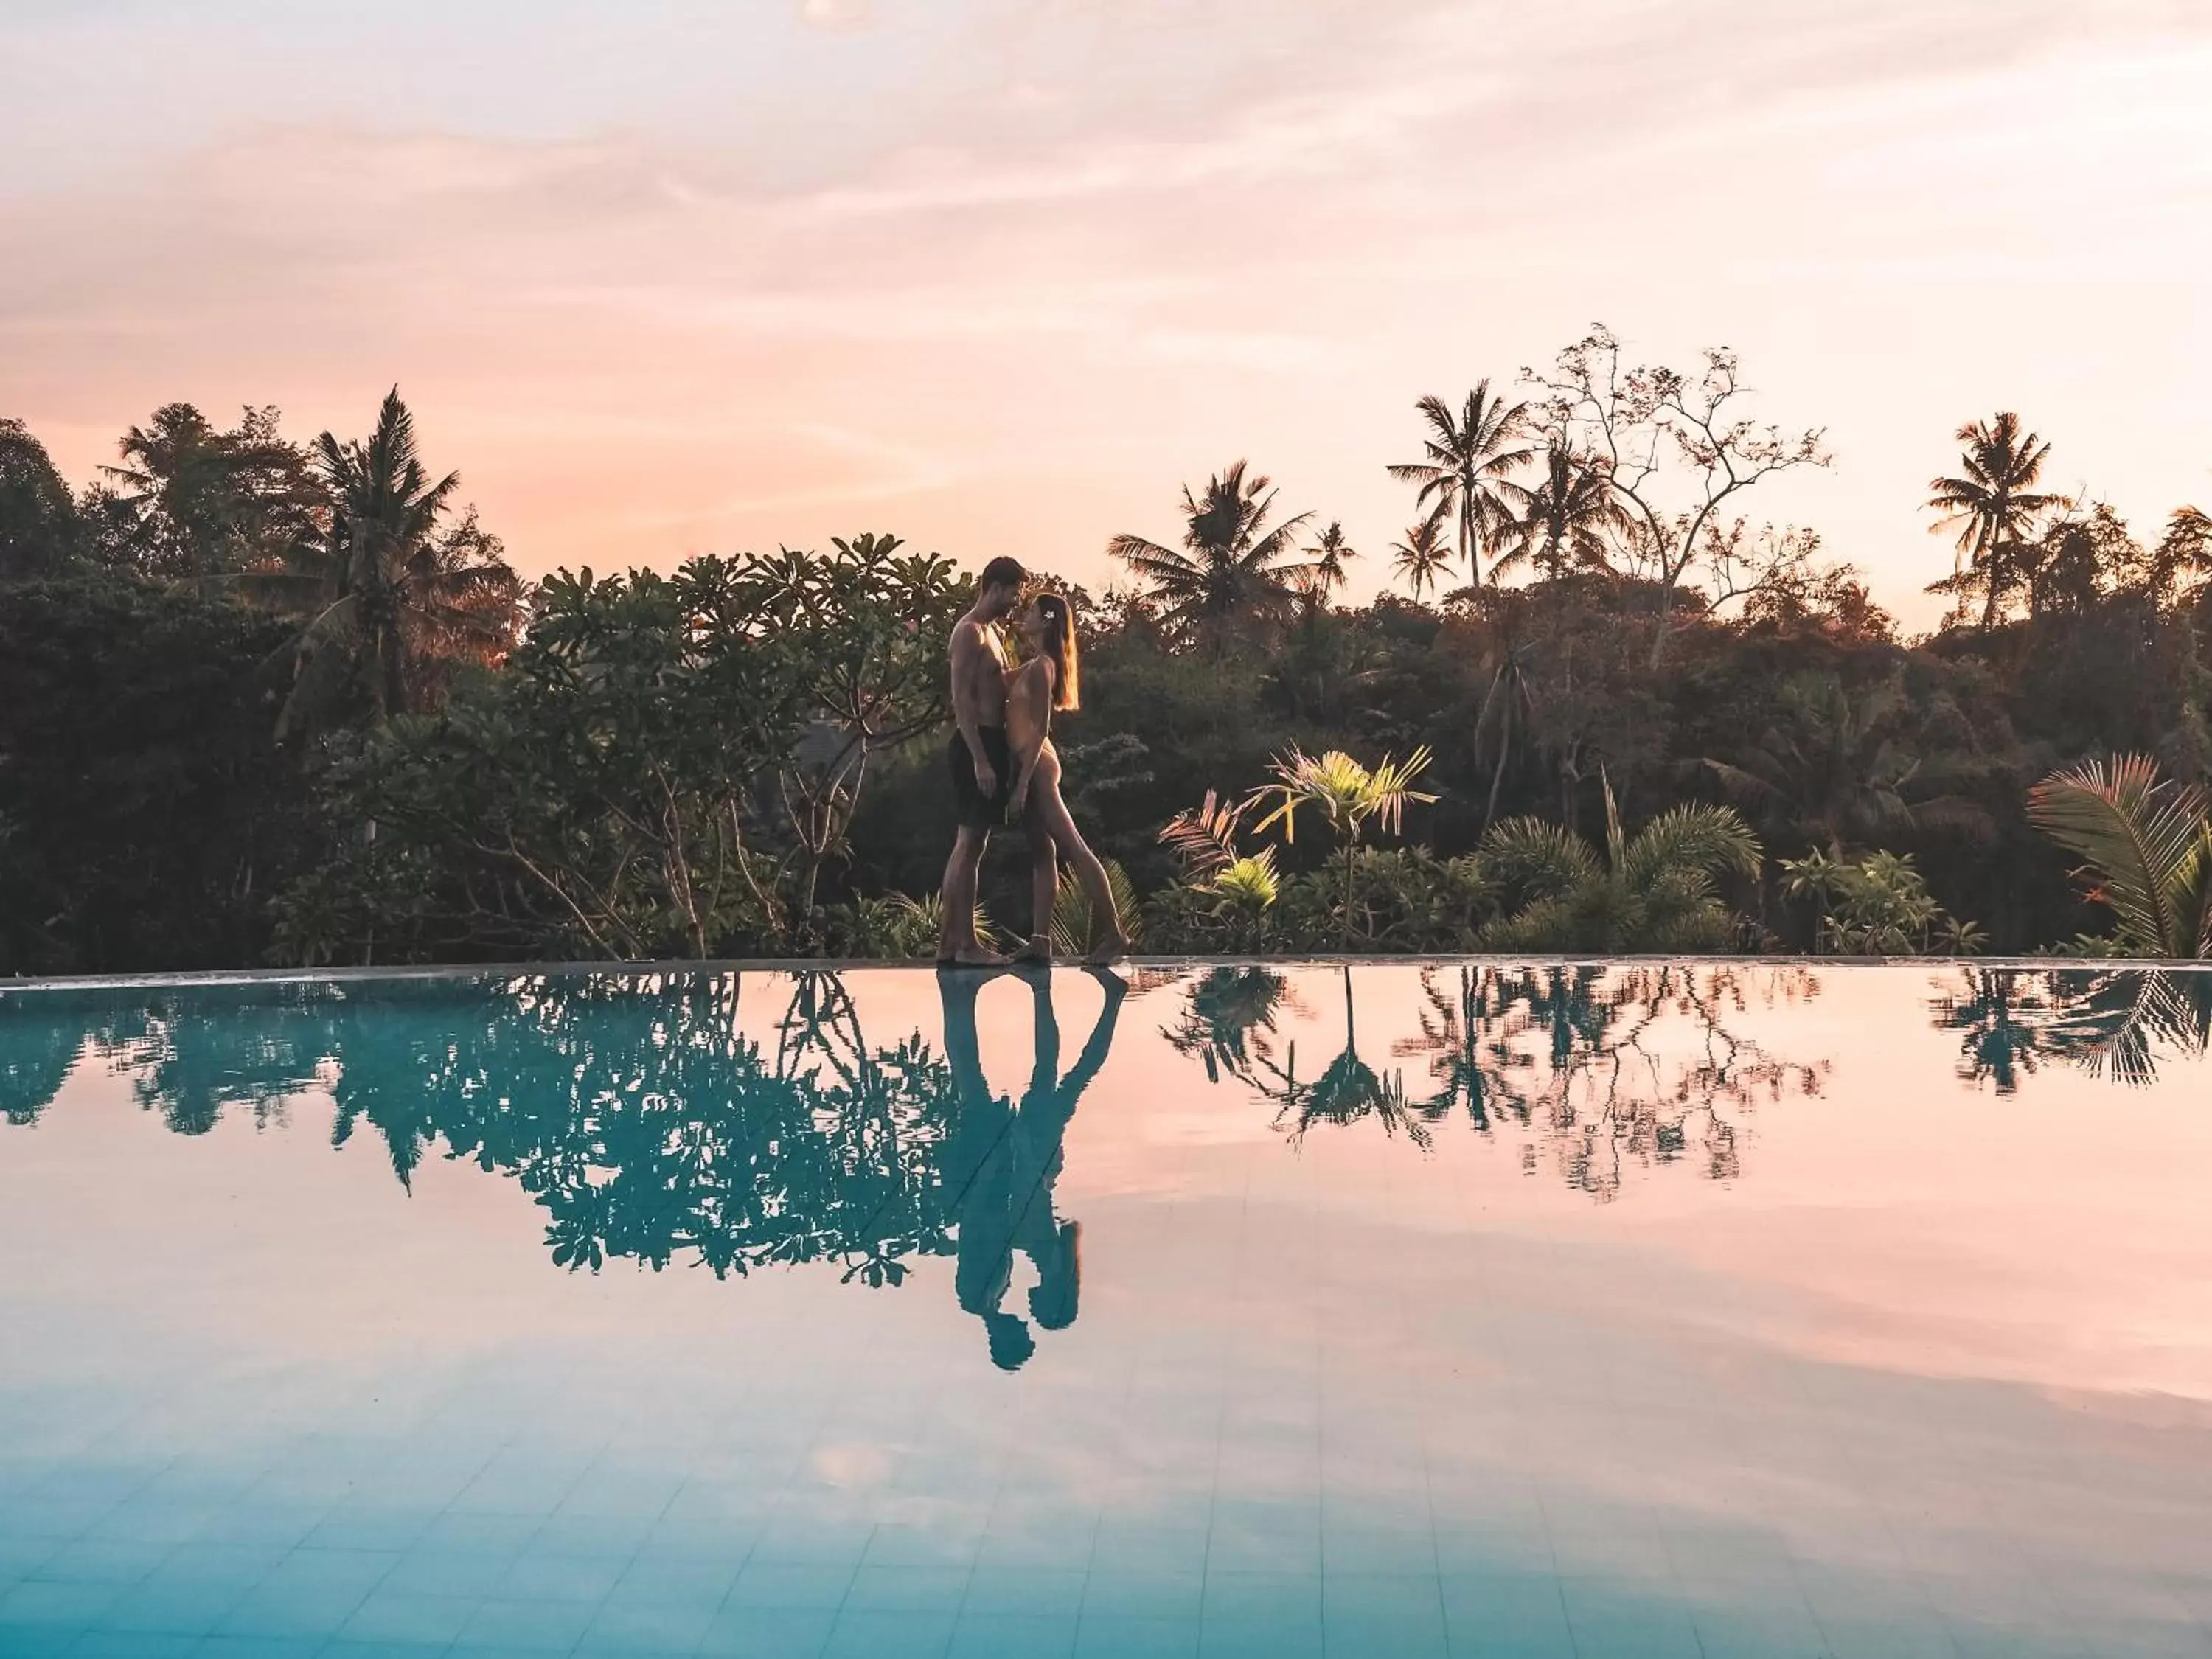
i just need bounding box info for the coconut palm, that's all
[2026,754,2212,959]
[1246,746,1437,945]
[98,403,325,582]
[1702,672,1992,859]
[269,389,521,737]
[1389,504,1454,601]
[1491,443,1631,582]
[1387,383,1536,585]
[1479,782,1761,953]
[1302,520,1357,602]
[1107,460,1312,652]
[1925,411,2068,630]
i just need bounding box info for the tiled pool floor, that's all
[3,962,2210,1657]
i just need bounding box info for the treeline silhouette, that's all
[4,328,2209,973]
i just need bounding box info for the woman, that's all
[1006,593,1130,964]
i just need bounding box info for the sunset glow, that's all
[7,1,2211,625]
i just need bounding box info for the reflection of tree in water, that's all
[1168,961,1828,1197]
[0,973,1094,1320]
[1933,967,2212,1093]
[1161,966,1293,1085]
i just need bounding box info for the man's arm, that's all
[950,623,997,793]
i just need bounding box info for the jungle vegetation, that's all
[4,327,2211,975]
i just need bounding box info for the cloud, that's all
[3,0,2211,616]
[799,0,872,32]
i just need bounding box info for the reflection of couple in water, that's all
[938,962,1125,1371]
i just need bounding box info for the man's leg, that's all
[939,825,992,961]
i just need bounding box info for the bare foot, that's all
[1012,936,1054,965]
[936,945,1011,968]
[1085,931,1130,966]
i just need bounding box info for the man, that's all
[937,555,1046,965]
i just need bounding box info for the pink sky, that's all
[4,1,2211,628]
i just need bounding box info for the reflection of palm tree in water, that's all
[939,964,1125,1371]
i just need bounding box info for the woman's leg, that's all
[1034,774,1127,959]
[1020,796,1057,960]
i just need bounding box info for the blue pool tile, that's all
[726,1560,856,1611]
[415,1513,540,1557]
[85,1505,221,1548]
[1082,1571,1204,1621]
[1197,1569,1320,1624]
[497,1550,629,1602]
[192,1638,326,1658]
[572,1595,723,1655]
[746,1517,875,1567]
[302,1509,431,1555]
[1088,1524,1206,1576]
[453,1595,603,1651]
[1322,1573,1449,1659]
[378,1548,510,1599]
[1438,1571,1575,1658]
[604,1551,742,1607]
[960,1567,1088,1618]
[972,1517,1096,1571]
[697,1606,838,1659]
[0,1576,124,1631]
[190,1509,326,1551]
[860,1521,986,1569]
[332,1590,479,1646]
[319,1643,452,1659]
[945,1613,1079,1659]
[254,1549,398,1601]
[529,1512,658,1561]
[1073,1615,1199,1658]
[34,1539,174,1587]
[1557,1586,1705,1659]
[1690,1603,1836,1659]
[66,1633,204,1659]
[822,1607,956,1659]
[849,1563,970,1614]
[1197,1623,1322,1659]
[90,1579,245,1638]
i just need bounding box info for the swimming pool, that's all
[2,961,2208,1658]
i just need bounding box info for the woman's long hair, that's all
[1033,592,1080,711]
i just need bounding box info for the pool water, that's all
[2,961,2210,1659]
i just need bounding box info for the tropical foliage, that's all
[5,333,2211,972]
[2026,755,2212,959]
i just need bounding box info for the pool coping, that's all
[2,953,2204,996]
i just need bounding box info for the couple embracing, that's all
[937,556,1130,967]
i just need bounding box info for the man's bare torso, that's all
[950,617,1010,728]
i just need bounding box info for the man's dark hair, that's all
[978,555,1026,594]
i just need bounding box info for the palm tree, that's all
[1702,672,1992,859]
[1491,443,1630,582]
[1107,460,1312,652]
[1302,520,1357,602]
[271,389,521,737]
[2026,754,2212,958]
[1387,383,1535,586]
[1246,746,1436,946]
[1925,412,2068,630]
[1389,504,1454,601]
[1479,782,1761,954]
